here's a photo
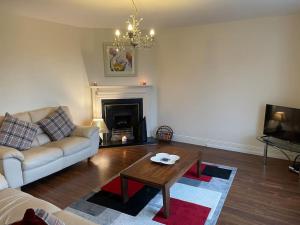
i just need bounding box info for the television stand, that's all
[257,136,300,171]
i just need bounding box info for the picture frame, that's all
[103,43,136,76]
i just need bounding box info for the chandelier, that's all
[113,0,155,49]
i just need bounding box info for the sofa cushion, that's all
[29,106,72,123]
[0,188,60,225]
[0,112,32,128]
[45,137,90,156]
[71,126,99,139]
[31,127,51,148]
[38,107,75,141]
[22,146,63,170]
[0,113,39,150]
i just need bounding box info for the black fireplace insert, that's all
[101,98,147,146]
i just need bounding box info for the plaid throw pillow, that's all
[0,113,39,150]
[38,107,75,141]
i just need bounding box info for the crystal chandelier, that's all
[113,0,155,49]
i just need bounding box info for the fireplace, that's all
[101,98,147,146]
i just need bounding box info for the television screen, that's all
[264,104,300,143]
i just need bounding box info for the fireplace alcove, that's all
[101,98,154,147]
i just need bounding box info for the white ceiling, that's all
[1,0,300,28]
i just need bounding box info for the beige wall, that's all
[0,14,158,125]
[156,14,300,157]
[0,14,91,124]
[80,29,158,86]
[1,12,299,158]
[79,29,158,132]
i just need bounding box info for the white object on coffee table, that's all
[150,153,180,165]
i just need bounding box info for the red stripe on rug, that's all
[102,163,211,198]
[184,163,212,182]
[153,198,211,225]
[101,177,144,198]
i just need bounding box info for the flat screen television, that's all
[264,104,300,143]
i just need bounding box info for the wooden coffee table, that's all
[120,146,202,218]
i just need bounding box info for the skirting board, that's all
[173,134,298,160]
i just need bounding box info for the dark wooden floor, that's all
[22,142,300,225]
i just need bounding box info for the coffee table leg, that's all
[197,160,202,177]
[162,186,170,218]
[121,176,129,203]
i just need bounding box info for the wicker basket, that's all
[156,126,173,142]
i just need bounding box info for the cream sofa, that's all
[0,174,96,225]
[0,106,99,188]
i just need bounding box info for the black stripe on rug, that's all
[87,186,160,216]
[203,165,232,179]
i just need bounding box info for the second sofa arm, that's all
[0,173,8,190]
[0,146,25,161]
[71,126,99,139]
[0,146,24,188]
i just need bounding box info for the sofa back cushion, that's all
[29,106,72,123]
[0,112,31,127]
[30,127,51,147]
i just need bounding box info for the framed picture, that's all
[103,43,136,76]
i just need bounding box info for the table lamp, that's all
[92,118,109,145]
[272,111,286,131]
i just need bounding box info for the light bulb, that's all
[115,29,121,37]
[128,24,133,31]
[150,29,155,37]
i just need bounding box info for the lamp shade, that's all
[273,112,286,122]
[92,118,109,133]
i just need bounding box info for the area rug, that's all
[66,162,236,225]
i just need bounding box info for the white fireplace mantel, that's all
[90,85,156,136]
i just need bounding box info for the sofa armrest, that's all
[53,211,98,225]
[0,146,24,188]
[0,146,24,161]
[0,173,8,190]
[71,126,99,139]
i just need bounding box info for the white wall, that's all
[0,14,91,124]
[156,14,300,157]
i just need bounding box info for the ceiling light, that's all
[113,0,155,50]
